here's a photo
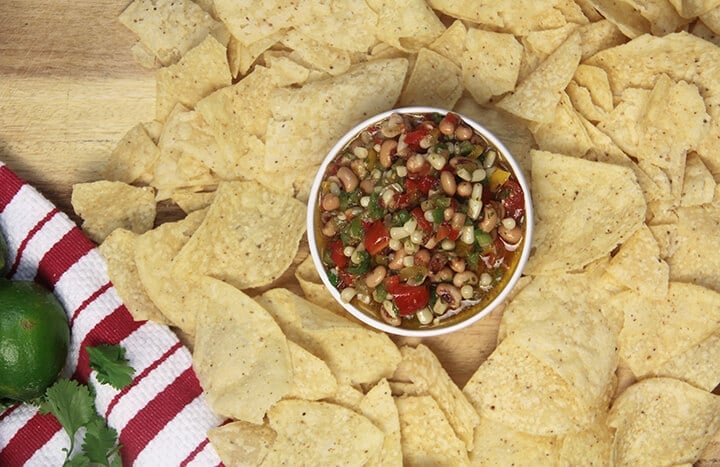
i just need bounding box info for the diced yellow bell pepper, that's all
[488,168,511,192]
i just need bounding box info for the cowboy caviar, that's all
[316,112,526,328]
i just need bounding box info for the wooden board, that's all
[0,1,718,464]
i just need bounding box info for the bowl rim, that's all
[306,106,534,337]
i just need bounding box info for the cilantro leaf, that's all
[39,379,95,462]
[40,379,95,439]
[87,344,134,390]
[83,415,121,466]
[65,454,91,467]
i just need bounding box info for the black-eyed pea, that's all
[453,271,478,288]
[440,170,456,196]
[436,283,462,309]
[449,256,466,273]
[322,193,340,211]
[365,265,387,288]
[337,166,359,192]
[499,224,522,244]
[379,139,398,168]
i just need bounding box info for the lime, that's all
[0,279,70,402]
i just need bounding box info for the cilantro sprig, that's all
[39,344,134,466]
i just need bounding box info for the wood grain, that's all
[1,1,718,463]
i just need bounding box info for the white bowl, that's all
[307,106,533,337]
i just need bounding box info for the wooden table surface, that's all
[1,1,718,464]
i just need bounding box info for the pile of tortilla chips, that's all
[68,0,720,464]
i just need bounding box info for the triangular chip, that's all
[192,276,292,423]
[172,181,306,290]
[608,377,720,465]
[263,400,384,466]
[207,421,277,467]
[497,31,581,124]
[372,0,445,52]
[285,340,337,401]
[395,396,470,466]
[460,28,522,105]
[359,379,403,467]
[427,20,466,68]
[526,150,646,275]
[666,204,720,292]
[681,152,717,207]
[656,331,720,392]
[103,123,159,185]
[256,289,401,386]
[470,416,559,465]
[399,48,462,109]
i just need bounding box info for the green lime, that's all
[0,279,70,402]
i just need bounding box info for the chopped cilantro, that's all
[86,344,134,390]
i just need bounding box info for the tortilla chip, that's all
[395,396,470,466]
[134,209,206,334]
[668,0,720,17]
[427,20,466,68]
[391,345,479,451]
[577,19,628,60]
[399,48,462,109]
[172,181,305,290]
[530,91,594,157]
[525,150,646,275]
[608,377,720,466]
[156,35,231,122]
[682,152,717,206]
[497,32,581,124]
[296,0,378,53]
[610,282,720,378]
[280,30,351,76]
[603,224,670,299]
[170,189,215,214]
[558,419,614,466]
[72,181,156,243]
[264,58,408,171]
[656,331,720,391]
[460,28,522,105]
[470,416,559,465]
[119,0,219,66]
[323,384,366,411]
[192,275,292,423]
[285,340,338,401]
[582,0,652,38]
[566,81,607,123]
[665,204,720,292]
[294,255,348,317]
[207,421,277,467]
[256,288,401,386]
[359,379,403,467]
[372,0,445,53]
[103,123,159,185]
[263,400,384,466]
[98,228,167,324]
[463,336,592,436]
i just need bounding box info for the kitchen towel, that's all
[0,162,224,466]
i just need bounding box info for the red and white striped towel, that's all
[0,162,224,466]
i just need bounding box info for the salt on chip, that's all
[603,224,669,299]
[608,377,720,466]
[371,0,445,53]
[103,123,159,185]
[263,400,384,466]
[98,229,167,325]
[359,379,403,467]
[395,396,470,466]
[281,30,351,76]
[497,32,581,124]
[391,345,479,451]
[192,275,292,423]
[172,181,306,290]
[119,0,219,66]
[463,336,591,436]
[134,209,207,334]
[530,92,594,158]
[256,288,401,386]
[427,20,466,68]
[295,0,378,53]
[264,58,408,171]
[470,416,559,465]
[665,204,720,292]
[681,152,717,206]
[207,421,276,467]
[285,340,338,401]
[155,35,231,122]
[526,150,646,275]
[656,331,720,391]
[399,48,462,109]
[460,28,522,105]
[72,181,156,244]
[610,282,720,378]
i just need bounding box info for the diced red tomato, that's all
[329,239,347,270]
[498,179,525,219]
[435,223,460,242]
[403,127,430,151]
[337,270,355,288]
[384,276,430,316]
[364,220,391,255]
[411,207,432,233]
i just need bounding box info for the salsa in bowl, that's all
[307,107,533,337]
